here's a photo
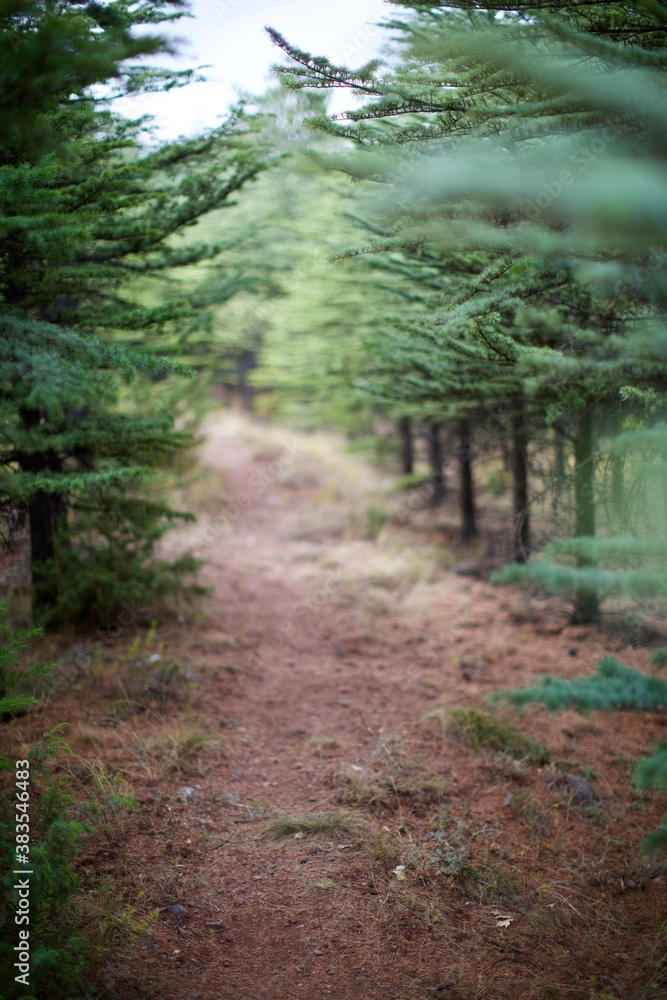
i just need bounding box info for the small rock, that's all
[564,773,597,804]
[454,562,484,579]
[339,698,351,707]
[234,769,245,778]
[175,786,196,804]
[98,716,118,728]
[172,904,187,917]
[313,949,325,955]
[148,653,162,663]
[545,771,597,804]
[460,658,488,681]
[205,921,223,929]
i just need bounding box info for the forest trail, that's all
[101,413,663,1000]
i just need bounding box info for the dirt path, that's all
[82,415,665,999]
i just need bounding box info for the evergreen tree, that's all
[0,0,271,623]
[267,2,667,618]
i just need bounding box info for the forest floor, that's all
[12,412,667,999]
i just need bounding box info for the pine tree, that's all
[0,0,270,623]
[267,2,667,618]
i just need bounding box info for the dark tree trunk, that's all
[511,395,530,563]
[17,408,66,621]
[398,416,414,475]
[27,490,65,618]
[608,406,626,528]
[610,452,625,526]
[237,349,257,412]
[457,419,477,542]
[498,426,511,472]
[573,406,599,624]
[426,422,446,506]
[552,421,566,519]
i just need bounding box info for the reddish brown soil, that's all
[9,414,667,999]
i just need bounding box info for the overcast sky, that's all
[123,0,390,138]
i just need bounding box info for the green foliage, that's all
[78,764,138,832]
[0,722,89,999]
[0,618,149,996]
[0,738,145,998]
[496,560,667,602]
[71,875,158,965]
[0,0,273,625]
[267,0,667,620]
[494,657,667,714]
[0,0,174,160]
[0,606,46,720]
[495,656,667,850]
[41,494,205,627]
[0,314,201,624]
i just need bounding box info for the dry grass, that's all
[364,824,402,869]
[122,721,219,779]
[72,876,158,957]
[264,811,357,840]
[506,790,553,836]
[309,736,341,751]
[69,759,138,832]
[305,879,347,892]
[70,722,110,749]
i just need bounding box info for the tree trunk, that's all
[573,406,599,624]
[426,422,446,506]
[552,421,566,520]
[237,349,256,412]
[27,490,65,618]
[458,419,477,541]
[17,408,66,621]
[510,395,530,563]
[398,416,414,475]
[610,452,625,527]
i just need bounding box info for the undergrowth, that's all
[494,656,667,850]
[265,811,356,839]
[441,707,550,764]
[0,611,152,999]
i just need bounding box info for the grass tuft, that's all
[309,736,340,750]
[441,707,549,764]
[264,811,356,840]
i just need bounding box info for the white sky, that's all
[122,0,390,138]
